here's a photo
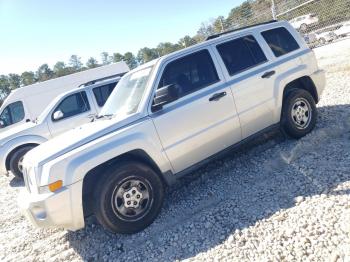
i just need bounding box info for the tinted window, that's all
[93,82,117,107]
[158,50,219,98]
[11,102,25,123]
[52,92,90,121]
[261,27,300,57]
[0,101,24,127]
[217,35,267,76]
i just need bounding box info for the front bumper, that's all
[18,181,85,231]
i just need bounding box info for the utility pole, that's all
[271,0,277,20]
[219,17,225,32]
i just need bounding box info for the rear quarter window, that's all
[261,27,300,57]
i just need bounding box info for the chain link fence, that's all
[219,0,350,49]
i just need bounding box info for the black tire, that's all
[281,89,317,139]
[9,146,36,178]
[93,160,164,234]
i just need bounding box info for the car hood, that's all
[0,122,38,146]
[25,113,144,167]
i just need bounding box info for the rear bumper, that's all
[18,181,85,231]
[311,69,326,102]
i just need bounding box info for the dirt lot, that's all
[0,38,349,262]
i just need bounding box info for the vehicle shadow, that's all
[65,104,349,261]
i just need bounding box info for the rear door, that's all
[48,91,96,137]
[151,49,241,173]
[214,33,277,138]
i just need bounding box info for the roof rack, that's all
[206,20,278,41]
[79,72,126,87]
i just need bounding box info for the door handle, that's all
[261,70,276,79]
[209,91,227,102]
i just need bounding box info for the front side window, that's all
[93,82,117,107]
[261,27,300,57]
[158,50,219,98]
[52,91,90,121]
[0,101,25,127]
[217,35,267,76]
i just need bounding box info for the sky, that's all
[0,0,243,75]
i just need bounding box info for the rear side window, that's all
[52,91,90,121]
[217,35,267,76]
[0,101,25,127]
[93,82,117,107]
[158,50,219,98]
[261,27,300,57]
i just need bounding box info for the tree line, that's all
[1,0,348,102]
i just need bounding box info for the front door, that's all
[48,91,95,137]
[151,49,242,173]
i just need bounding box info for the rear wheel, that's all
[281,89,317,138]
[93,160,164,234]
[9,146,36,178]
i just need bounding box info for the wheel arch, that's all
[282,76,319,104]
[81,149,167,218]
[5,140,42,170]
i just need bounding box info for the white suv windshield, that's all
[100,67,152,117]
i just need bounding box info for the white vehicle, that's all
[0,76,120,178]
[334,21,350,37]
[0,62,129,132]
[19,21,325,234]
[315,31,338,45]
[289,13,319,31]
[302,33,318,48]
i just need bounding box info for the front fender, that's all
[40,119,171,187]
[0,135,47,174]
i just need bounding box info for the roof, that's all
[129,21,288,76]
[157,20,289,64]
[9,62,129,99]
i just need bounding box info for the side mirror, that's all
[152,84,180,111]
[0,120,4,128]
[53,110,64,121]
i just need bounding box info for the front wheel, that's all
[93,160,164,234]
[281,89,317,139]
[9,146,36,178]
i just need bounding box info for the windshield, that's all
[99,67,153,117]
[36,96,61,123]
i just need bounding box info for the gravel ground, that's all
[1,39,350,262]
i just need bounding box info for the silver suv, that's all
[19,21,325,234]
